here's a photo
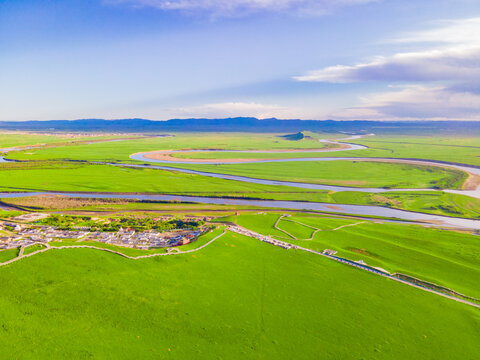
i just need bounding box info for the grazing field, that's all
[341,136,480,166]
[1,162,480,218]
[22,244,47,255]
[171,160,467,189]
[222,213,480,299]
[0,248,18,263]
[0,162,311,195]
[0,133,80,149]
[141,135,480,167]
[6,133,480,168]
[6,133,334,162]
[0,133,132,150]
[0,231,479,359]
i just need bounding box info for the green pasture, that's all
[0,231,479,359]
[5,132,480,168]
[0,133,129,150]
[342,135,480,166]
[0,162,307,195]
[151,134,480,166]
[0,248,18,262]
[224,213,480,299]
[0,161,479,218]
[6,132,332,162]
[0,133,72,149]
[23,244,46,255]
[170,160,467,189]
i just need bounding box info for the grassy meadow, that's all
[0,133,82,149]
[5,132,333,162]
[169,160,467,189]
[1,161,480,218]
[5,132,480,167]
[221,213,480,298]
[342,135,480,166]
[0,132,133,150]
[143,134,480,167]
[0,230,479,359]
[1,132,480,359]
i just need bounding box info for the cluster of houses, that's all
[0,225,89,249]
[0,220,204,251]
[90,228,202,250]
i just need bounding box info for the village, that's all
[0,213,208,250]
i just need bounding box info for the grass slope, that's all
[225,213,480,298]
[0,231,479,359]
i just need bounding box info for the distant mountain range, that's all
[0,118,478,135]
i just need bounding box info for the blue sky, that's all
[1,0,480,121]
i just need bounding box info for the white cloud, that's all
[172,101,300,118]
[295,17,480,120]
[104,0,378,17]
[393,17,480,46]
[329,85,480,120]
[294,47,480,83]
[295,17,480,83]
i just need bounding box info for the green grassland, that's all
[1,132,480,219]
[23,244,47,255]
[0,133,132,150]
[0,133,76,149]
[6,132,333,162]
[168,135,480,166]
[0,162,309,195]
[143,134,480,167]
[0,210,24,219]
[0,230,479,359]
[168,160,467,189]
[339,135,480,166]
[223,213,480,299]
[6,132,480,167]
[0,248,18,262]
[1,162,480,219]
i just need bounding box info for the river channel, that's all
[0,191,480,229]
[2,137,480,229]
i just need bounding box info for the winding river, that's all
[1,191,480,229]
[2,136,480,229]
[129,140,480,199]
